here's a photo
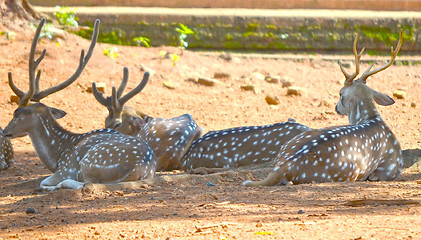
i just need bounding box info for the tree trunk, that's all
[0,0,41,21]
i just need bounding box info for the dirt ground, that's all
[0,22,420,240]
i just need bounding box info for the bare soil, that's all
[0,24,420,240]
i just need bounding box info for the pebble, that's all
[265,76,281,84]
[26,207,36,214]
[197,78,221,87]
[140,64,156,76]
[87,82,106,93]
[214,72,231,79]
[10,94,19,104]
[163,81,177,89]
[287,86,306,96]
[393,90,406,99]
[280,76,294,88]
[265,95,280,105]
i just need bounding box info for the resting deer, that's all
[0,127,14,171]
[181,119,312,171]
[91,67,203,171]
[3,18,156,190]
[243,32,404,187]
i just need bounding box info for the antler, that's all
[359,31,403,83]
[8,18,47,106]
[91,67,129,110]
[117,71,150,108]
[340,35,365,85]
[92,68,150,112]
[8,18,100,106]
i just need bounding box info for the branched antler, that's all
[340,35,365,85]
[359,31,403,83]
[8,18,100,106]
[92,68,150,113]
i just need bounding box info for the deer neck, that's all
[348,99,381,126]
[27,113,82,172]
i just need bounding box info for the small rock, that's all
[218,52,232,61]
[10,94,19,104]
[318,99,331,107]
[298,209,305,214]
[197,78,221,87]
[256,221,263,227]
[140,64,156,76]
[163,81,177,89]
[265,95,280,105]
[241,85,255,91]
[87,82,106,93]
[265,76,281,84]
[280,76,294,88]
[26,207,36,214]
[287,86,307,96]
[340,61,353,69]
[214,72,231,79]
[411,102,416,108]
[393,90,406,99]
[240,85,258,93]
[251,72,265,81]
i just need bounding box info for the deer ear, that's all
[49,107,67,119]
[372,90,395,106]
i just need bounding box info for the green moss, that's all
[223,41,242,49]
[247,23,260,31]
[225,33,234,41]
[267,24,277,30]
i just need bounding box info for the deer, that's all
[0,127,14,171]
[181,118,312,171]
[91,67,203,171]
[3,18,157,190]
[243,32,404,187]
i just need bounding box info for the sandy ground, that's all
[0,23,420,239]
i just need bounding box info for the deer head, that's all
[91,67,150,135]
[335,32,402,125]
[4,18,99,139]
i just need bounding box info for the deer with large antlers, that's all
[91,68,203,171]
[243,32,404,187]
[0,127,14,171]
[3,19,156,190]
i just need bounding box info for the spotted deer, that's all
[91,67,203,171]
[3,18,156,190]
[0,127,14,171]
[181,119,312,171]
[243,32,404,187]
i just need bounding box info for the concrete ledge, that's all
[36,7,421,52]
[31,0,421,11]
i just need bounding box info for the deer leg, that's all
[40,173,66,191]
[366,155,403,181]
[56,179,86,189]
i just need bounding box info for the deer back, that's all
[137,114,203,171]
[181,121,312,170]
